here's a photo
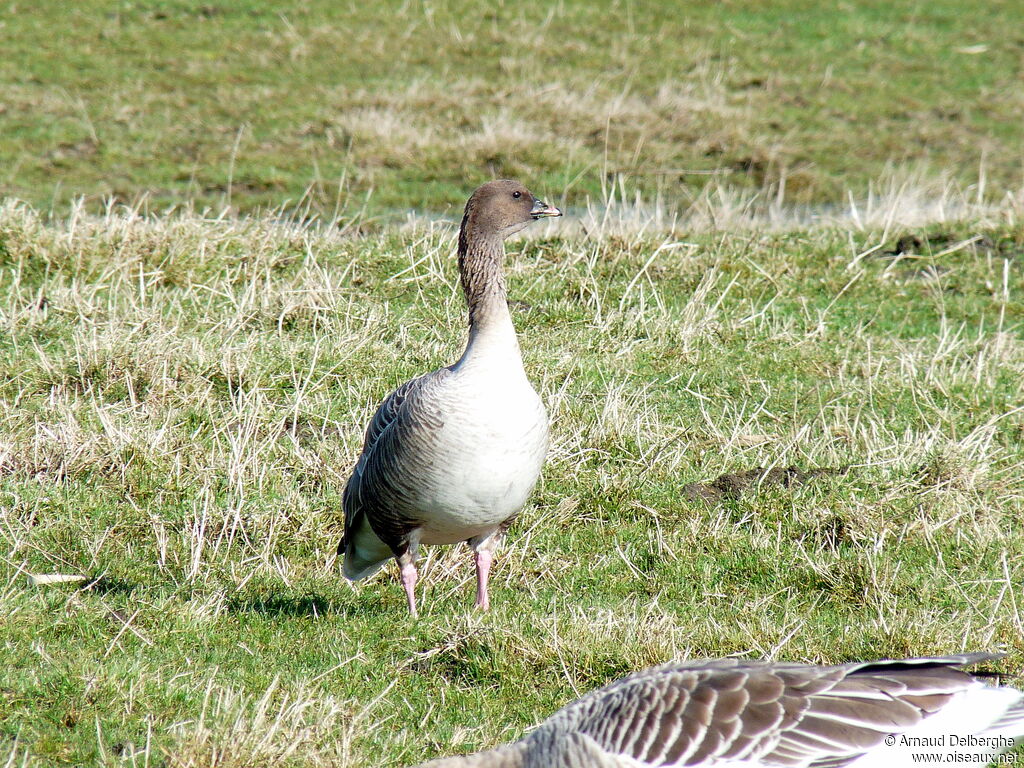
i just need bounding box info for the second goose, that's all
[338,179,562,616]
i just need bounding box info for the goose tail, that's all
[852,678,1024,767]
[339,516,393,581]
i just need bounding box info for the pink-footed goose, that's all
[338,180,561,616]
[412,653,1024,767]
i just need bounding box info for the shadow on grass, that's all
[85,575,140,597]
[227,593,337,617]
[226,591,395,618]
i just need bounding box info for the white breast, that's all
[415,368,548,545]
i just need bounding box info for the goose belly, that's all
[412,395,547,544]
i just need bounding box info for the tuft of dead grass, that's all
[164,679,351,768]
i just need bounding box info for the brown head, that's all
[458,180,561,253]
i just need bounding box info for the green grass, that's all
[2,0,1022,217]
[4,2,1024,765]
[2,197,1023,766]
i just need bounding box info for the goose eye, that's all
[512,191,521,199]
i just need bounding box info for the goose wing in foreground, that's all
[414,653,1024,767]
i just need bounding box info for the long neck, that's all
[456,224,520,365]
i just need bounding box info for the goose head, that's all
[460,180,562,245]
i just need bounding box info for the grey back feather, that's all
[340,369,451,568]
[525,654,1003,767]
[413,654,1018,768]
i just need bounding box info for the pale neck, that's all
[456,229,521,367]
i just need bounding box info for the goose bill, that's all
[530,199,562,219]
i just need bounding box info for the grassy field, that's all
[2,191,1024,766]
[2,0,1023,217]
[3,0,1024,765]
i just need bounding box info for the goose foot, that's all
[400,560,418,617]
[474,549,492,612]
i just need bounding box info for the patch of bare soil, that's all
[683,465,850,502]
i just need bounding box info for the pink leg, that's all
[474,548,493,611]
[400,560,418,618]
